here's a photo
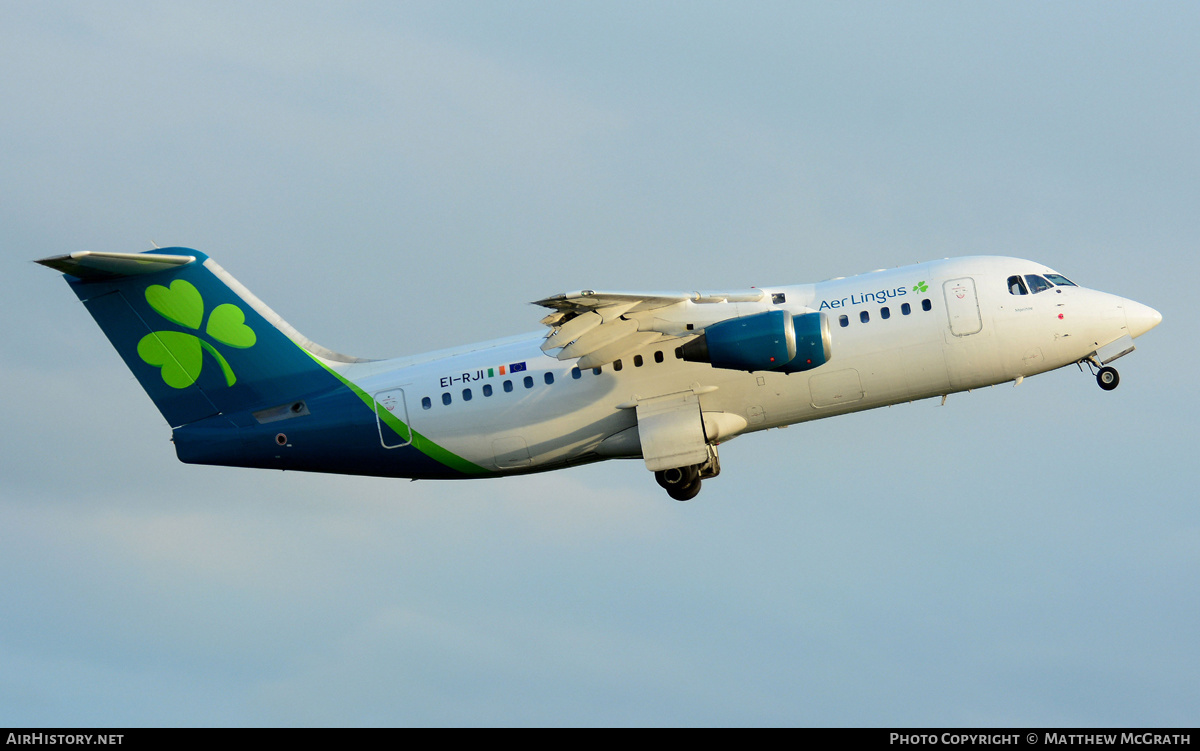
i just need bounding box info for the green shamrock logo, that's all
[913,281,929,293]
[136,280,256,389]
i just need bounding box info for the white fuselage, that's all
[326,256,1159,476]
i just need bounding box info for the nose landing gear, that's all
[1096,366,1120,391]
[1080,357,1121,391]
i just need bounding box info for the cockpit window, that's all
[1025,274,1053,294]
[1044,273,1076,287]
[1007,275,1028,295]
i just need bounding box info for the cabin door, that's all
[374,388,413,448]
[943,277,983,337]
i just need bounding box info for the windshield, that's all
[1044,273,1076,287]
[1025,274,1054,294]
[1008,271,1079,295]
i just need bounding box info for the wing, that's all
[532,288,768,369]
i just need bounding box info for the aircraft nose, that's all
[1124,300,1162,338]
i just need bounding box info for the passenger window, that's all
[1025,275,1053,294]
[1008,275,1028,295]
[860,310,870,324]
[675,347,684,359]
[634,355,643,367]
[524,375,534,389]
[881,307,890,319]
[654,351,664,363]
[922,299,932,311]
[462,388,472,401]
[422,396,432,410]
[1045,273,1076,287]
[483,384,493,397]
[613,359,623,372]
[901,303,911,315]
[442,392,452,406]
[503,380,513,393]
[839,315,849,327]
[592,367,602,375]
[544,372,554,385]
[571,367,582,379]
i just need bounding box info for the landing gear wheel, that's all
[667,478,702,502]
[1097,366,1120,391]
[655,465,702,501]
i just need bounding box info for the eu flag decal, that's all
[509,362,527,373]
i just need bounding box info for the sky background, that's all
[1,1,1196,727]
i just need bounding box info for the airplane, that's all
[37,248,1161,500]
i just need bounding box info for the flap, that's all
[533,287,768,368]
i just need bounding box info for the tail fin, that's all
[38,248,356,428]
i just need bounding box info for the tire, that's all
[667,478,702,501]
[1097,366,1120,391]
[656,465,701,499]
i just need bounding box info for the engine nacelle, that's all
[680,310,831,373]
[775,310,831,373]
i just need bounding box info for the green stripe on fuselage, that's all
[302,351,491,477]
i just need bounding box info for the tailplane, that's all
[38,248,356,428]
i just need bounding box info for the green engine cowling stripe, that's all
[302,350,491,476]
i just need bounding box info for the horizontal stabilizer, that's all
[36,251,196,280]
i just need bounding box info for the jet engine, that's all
[680,309,831,373]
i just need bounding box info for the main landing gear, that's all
[655,465,702,501]
[654,448,721,501]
